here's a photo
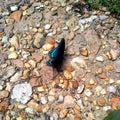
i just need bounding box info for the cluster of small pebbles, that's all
[0,0,120,120]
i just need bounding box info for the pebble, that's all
[59,109,68,119]
[10,70,22,82]
[29,77,41,87]
[41,96,47,104]
[84,89,93,97]
[63,95,74,108]
[28,59,36,68]
[99,15,108,21]
[21,69,30,79]
[63,70,72,79]
[79,15,98,24]
[0,101,9,112]
[8,52,18,59]
[103,106,112,112]
[107,86,116,93]
[77,84,85,94]
[21,51,30,58]
[44,24,51,30]
[11,82,32,104]
[12,59,24,68]
[77,99,84,109]
[48,95,55,102]
[0,66,16,81]
[52,111,59,120]
[42,43,54,51]
[32,53,43,62]
[97,97,106,107]
[25,107,34,114]
[10,10,22,22]
[100,89,106,95]
[57,95,64,103]
[0,85,3,90]
[9,35,19,48]
[0,90,9,99]
[10,5,18,11]
[71,57,87,69]
[114,59,120,72]
[2,36,8,43]
[96,56,104,62]
[110,49,118,60]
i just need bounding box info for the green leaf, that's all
[104,110,120,120]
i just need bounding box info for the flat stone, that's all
[114,59,120,72]
[8,52,18,59]
[9,35,19,48]
[44,24,51,30]
[32,53,43,62]
[10,10,22,22]
[0,90,9,99]
[59,109,68,119]
[11,82,32,104]
[12,59,24,68]
[0,66,16,81]
[29,77,42,87]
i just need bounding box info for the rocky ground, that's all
[0,0,120,120]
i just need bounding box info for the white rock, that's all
[77,84,85,94]
[10,70,22,82]
[28,59,36,68]
[57,95,64,103]
[77,99,84,109]
[96,56,104,62]
[22,51,30,58]
[100,15,108,21]
[103,106,112,111]
[10,5,18,11]
[107,86,116,93]
[2,36,8,43]
[25,107,34,114]
[84,89,92,97]
[48,95,55,102]
[79,15,98,24]
[44,24,51,30]
[52,111,59,120]
[41,96,47,104]
[8,52,18,59]
[71,57,87,69]
[11,82,32,104]
[0,85,3,90]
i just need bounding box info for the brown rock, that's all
[10,10,22,22]
[67,31,75,40]
[32,53,43,62]
[64,80,69,88]
[80,48,88,57]
[40,66,54,83]
[0,101,9,112]
[64,70,72,80]
[110,97,120,109]
[12,59,24,68]
[105,65,113,71]
[46,36,55,44]
[63,95,75,108]
[97,97,106,107]
[0,90,9,99]
[72,81,78,89]
[59,109,68,119]
[86,83,92,89]
[21,69,30,79]
[30,77,42,87]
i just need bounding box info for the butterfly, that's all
[47,38,65,72]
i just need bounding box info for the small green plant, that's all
[88,0,120,14]
[104,110,120,120]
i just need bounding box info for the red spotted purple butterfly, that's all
[47,38,65,72]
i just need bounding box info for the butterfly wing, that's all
[48,47,59,59]
[47,38,65,72]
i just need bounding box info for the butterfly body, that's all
[47,38,65,71]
